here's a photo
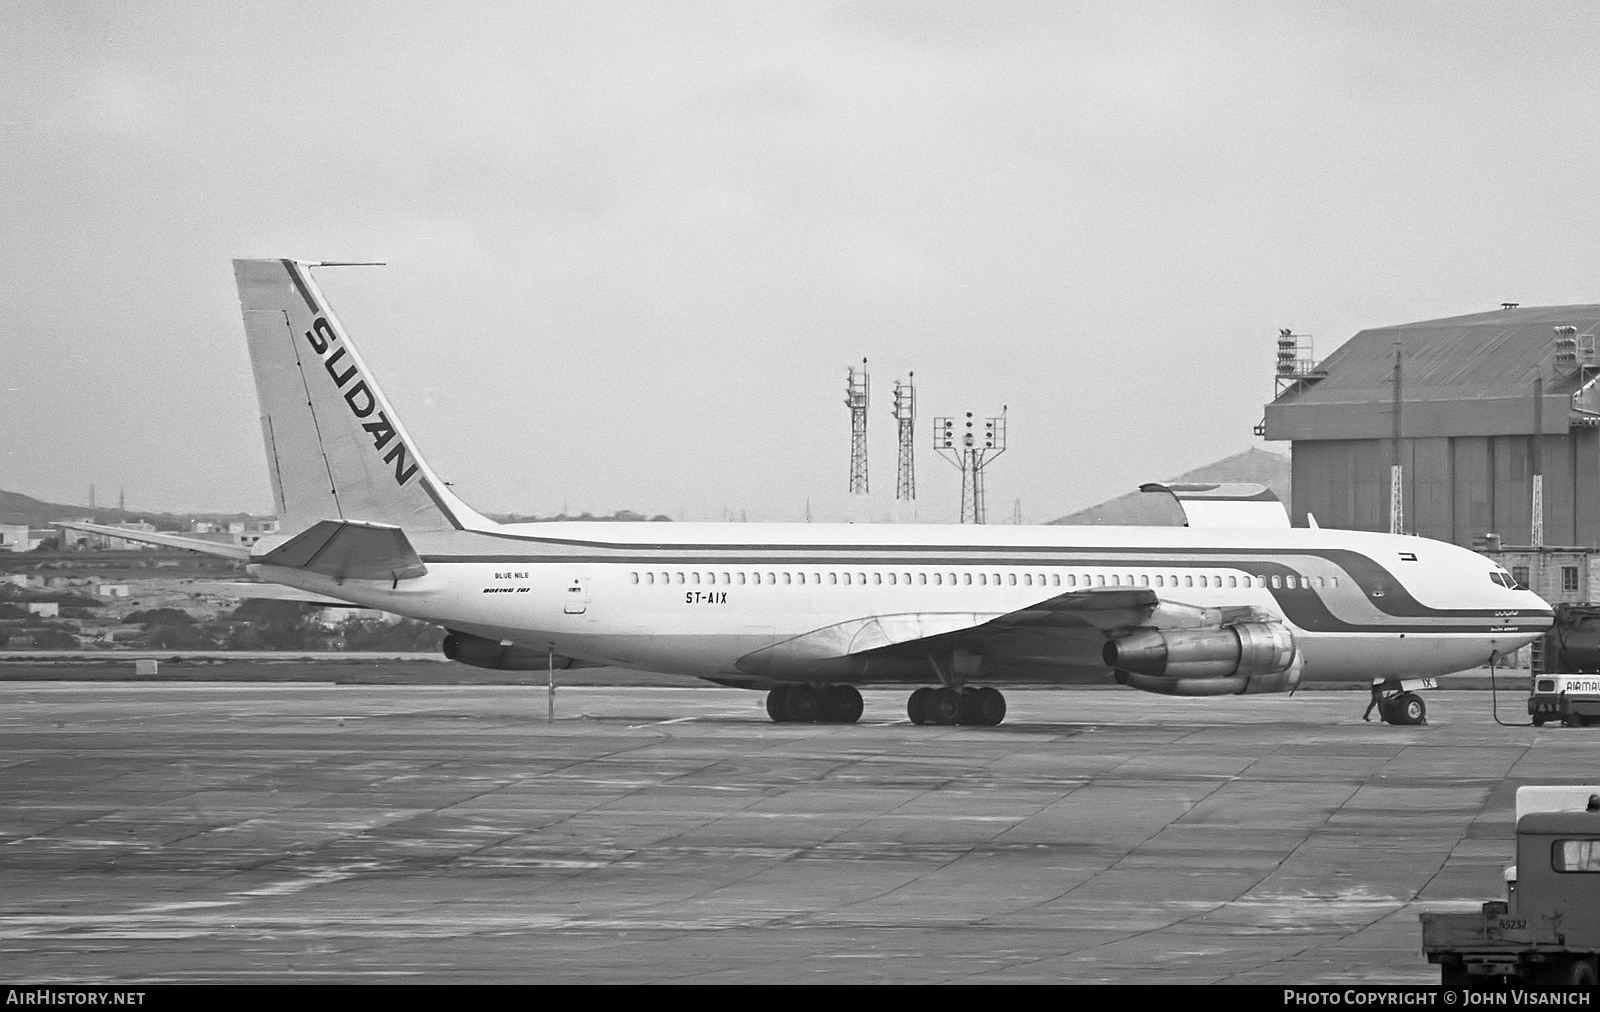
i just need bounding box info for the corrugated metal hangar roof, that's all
[1263,304,1600,441]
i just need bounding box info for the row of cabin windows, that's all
[626,570,1338,590]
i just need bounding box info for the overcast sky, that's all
[4,1,1598,523]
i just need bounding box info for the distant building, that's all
[97,584,130,598]
[1262,304,1600,548]
[0,524,30,552]
[25,602,58,618]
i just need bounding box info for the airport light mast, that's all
[846,360,870,496]
[934,407,1007,524]
[892,373,916,503]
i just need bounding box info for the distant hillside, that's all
[0,489,259,531]
[491,509,673,523]
[1049,448,1290,526]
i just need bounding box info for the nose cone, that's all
[1516,591,1554,632]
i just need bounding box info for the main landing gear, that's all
[1363,676,1437,726]
[766,683,864,724]
[907,686,1007,727]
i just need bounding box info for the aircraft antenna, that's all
[846,359,870,496]
[892,372,916,503]
[934,406,1007,524]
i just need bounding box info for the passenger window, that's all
[1008,574,1017,586]
[813,573,821,583]
[903,573,912,584]
[873,573,882,585]
[736,573,746,585]
[842,573,851,585]
[1024,574,1032,586]
[1271,575,1281,589]
[918,573,927,585]
[675,573,685,584]
[1286,575,1297,589]
[784,573,792,584]
[1051,574,1060,586]
[1331,577,1338,588]
[1067,575,1077,587]
[1554,839,1600,873]
[1140,575,1149,587]
[888,573,897,586]
[1096,575,1106,586]
[630,572,639,584]
[767,572,776,584]
[857,573,866,584]
[979,574,987,586]
[963,573,972,585]
[992,573,1000,584]
[1183,576,1193,588]
[1198,576,1207,588]
[829,573,837,585]
[1155,576,1163,588]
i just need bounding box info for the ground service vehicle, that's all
[1529,674,1600,727]
[1421,786,1600,986]
[1533,604,1600,726]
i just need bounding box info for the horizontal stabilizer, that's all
[185,581,361,607]
[53,521,252,560]
[257,519,427,582]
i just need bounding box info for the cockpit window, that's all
[1489,572,1517,589]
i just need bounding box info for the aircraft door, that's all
[563,577,589,615]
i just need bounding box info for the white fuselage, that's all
[249,520,1552,687]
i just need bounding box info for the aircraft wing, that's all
[737,587,1163,676]
[53,521,252,560]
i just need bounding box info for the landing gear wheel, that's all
[927,687,962,725]
[907,687,934,725]
[1393,692,1426,726]
[821,684,864,724]
[765,685,793,723]
[958,687,1006,726]
[784,684,821,722]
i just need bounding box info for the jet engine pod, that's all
[1103,622,1295,680]
[443,631,574,671]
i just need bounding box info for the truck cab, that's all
[1422,787,1600,986]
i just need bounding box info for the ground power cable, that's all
[1487,651,1532,728]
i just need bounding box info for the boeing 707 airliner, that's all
[63,260,1553,727]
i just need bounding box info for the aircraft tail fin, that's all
[232,259,492,533]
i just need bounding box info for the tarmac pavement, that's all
[0,682,1588,984]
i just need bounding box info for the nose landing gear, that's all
[1362,677,1436,726]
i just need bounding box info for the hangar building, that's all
[1262,305,1600,558]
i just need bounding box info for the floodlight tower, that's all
[934,407,1008,523]
[892,373,916,502]
[846,359,870,495]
